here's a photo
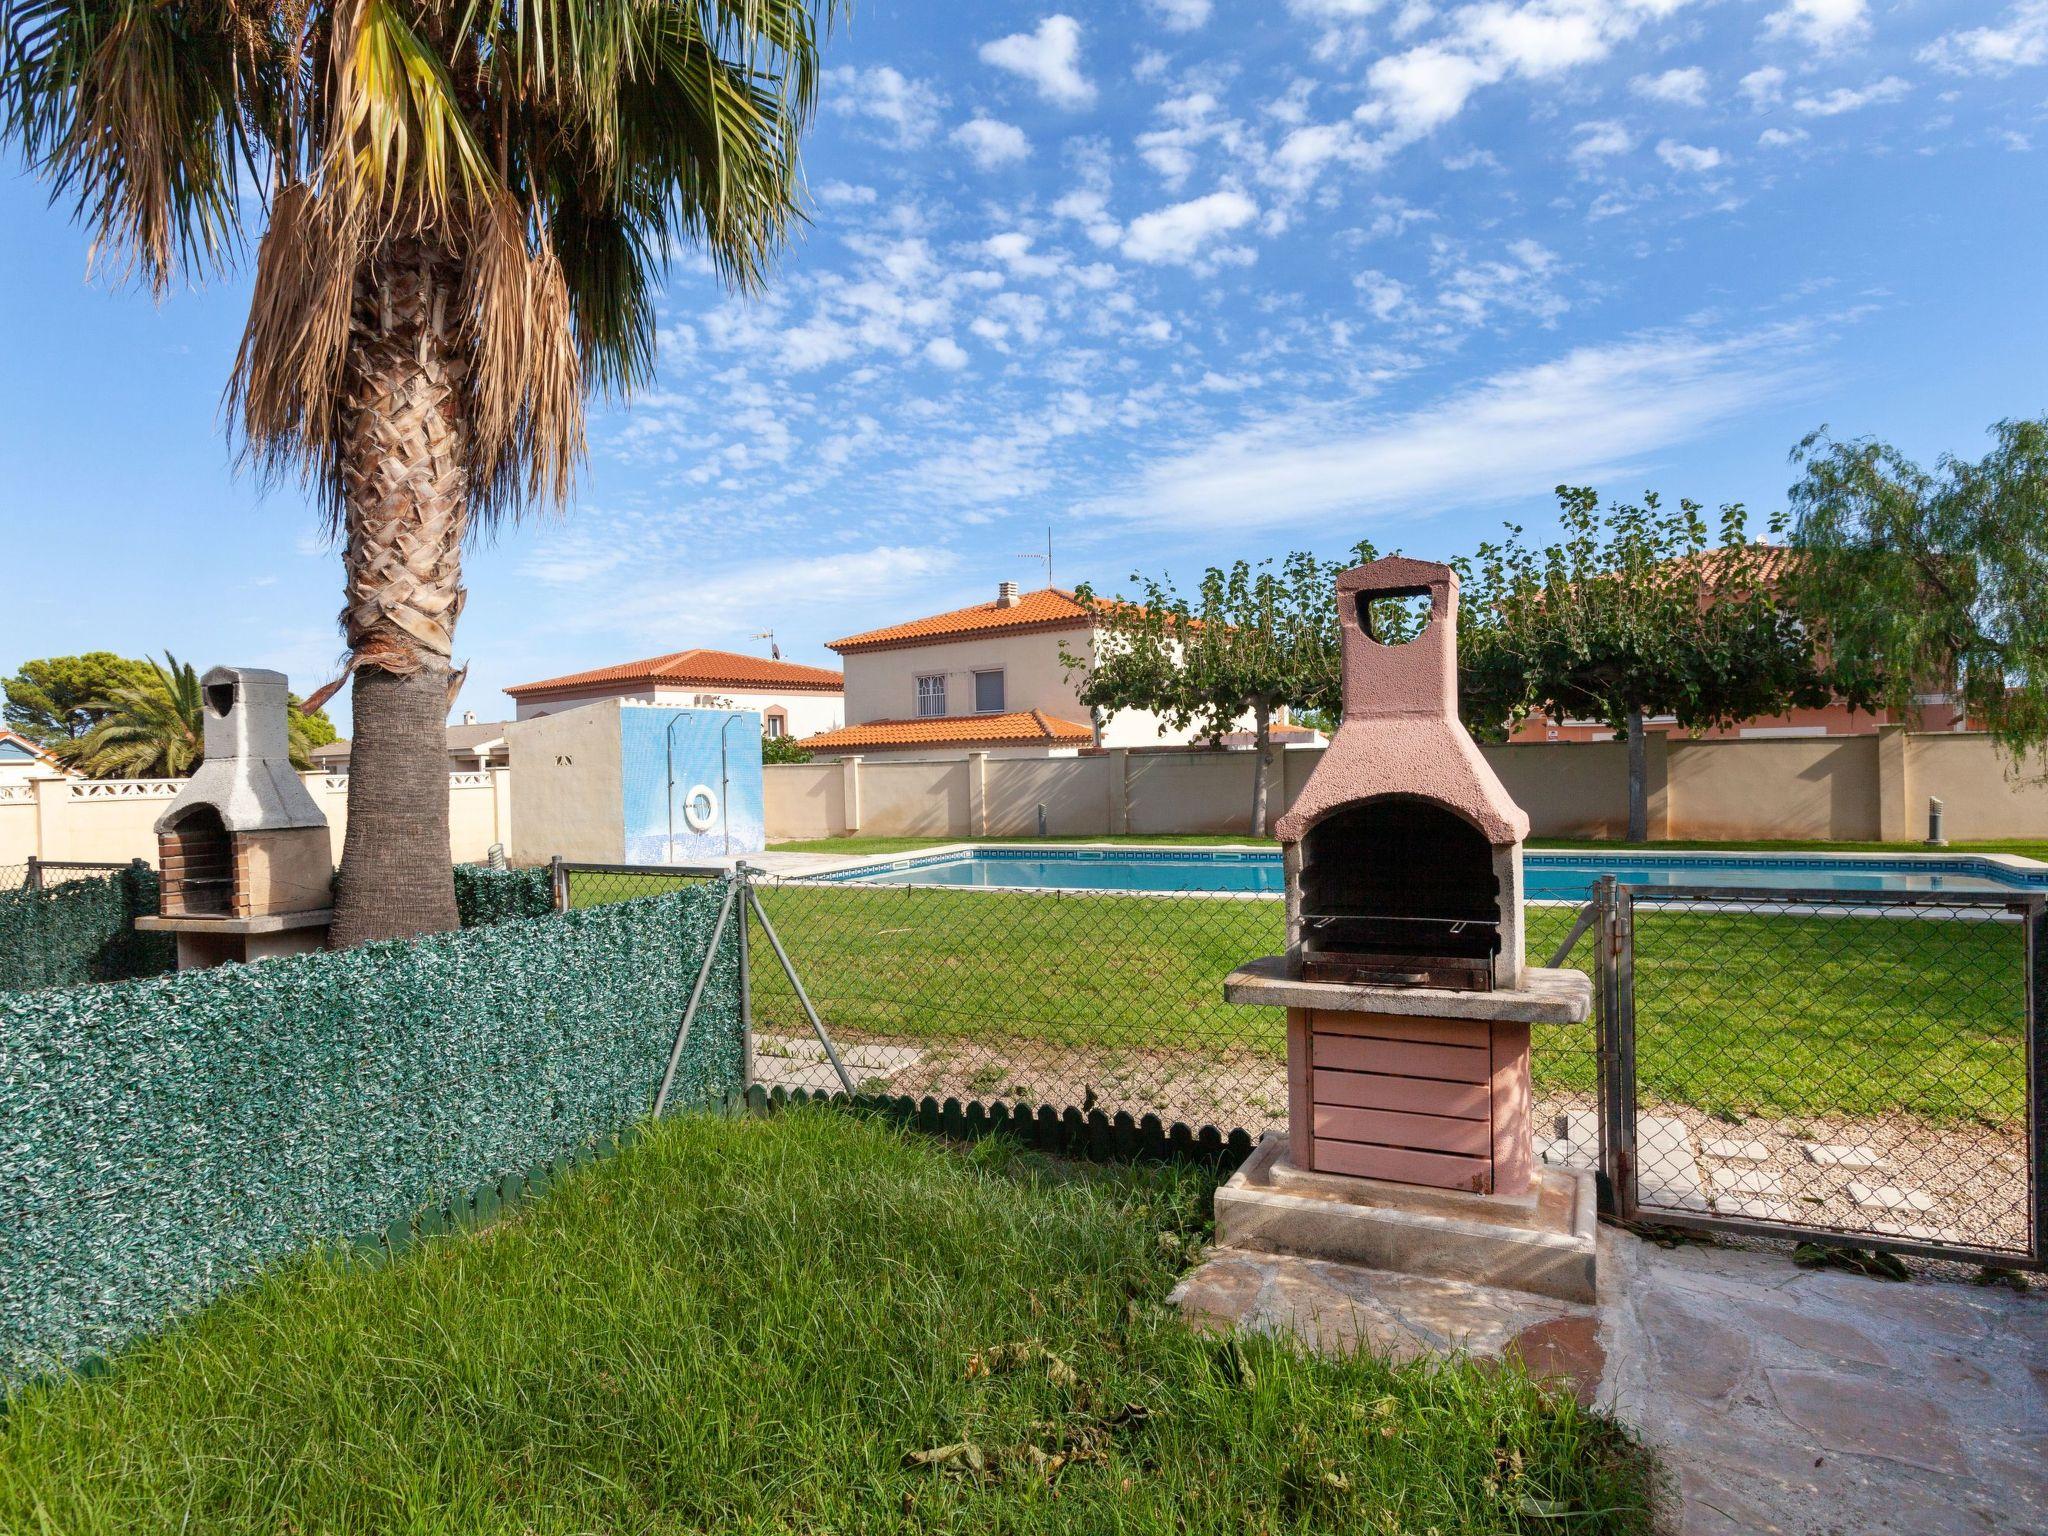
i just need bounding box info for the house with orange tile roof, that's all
[0,728,72,786]
[799,581,1238,759]
[505,649,844,742]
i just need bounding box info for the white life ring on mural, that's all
[682,784,719,833]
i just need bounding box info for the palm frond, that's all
[1,0,251,292]
[228,180,364,502]
[461,190,585,516]
[328,0,493,222]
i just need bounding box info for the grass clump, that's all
[0,1110,1652,1534]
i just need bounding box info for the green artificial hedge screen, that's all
[0,865,175,992]
[0,882,741,1383]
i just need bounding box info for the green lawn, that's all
[0,1111,1652,1535]
[555,866,2029,1126]
[769,833,2048,861]
[742,885,2026,1126]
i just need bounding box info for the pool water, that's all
[825,847,2047,899]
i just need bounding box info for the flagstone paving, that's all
[1174,1227,2046,1535]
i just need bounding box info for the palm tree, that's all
[59,653,327,778]
[2,0,832,944]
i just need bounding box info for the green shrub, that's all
[0,883,740,1382]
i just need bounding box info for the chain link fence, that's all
[549,860,2040,1267]
[732,871,1600,1148]
[1612,885,2039,1265]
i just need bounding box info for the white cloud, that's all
[1434,238,1568,327]
[924,336,969,369]
[1051,188,1122,247]
[1570,119,1635,162]
[1791,76,1909,115]
[1656,138,1723,171]
[1761,0,1868,53]
[1120,189,1258,264]
[1145,0,1213,30]
[981,231,1063,278]
[1758,126,1809,147]
[1922,1,2048,74]
[1356,0,1705,150]
[1356,270,1410,320]
[1631,66,1708,106]
[816,181,878,206]
[1365,44,1501,136]
[1087,327,1817,533]
[951,116,1031,169]
[602,547,962,644]
[1738,65,1786,108]
[980,15,1096,108]
[824,66,945,148]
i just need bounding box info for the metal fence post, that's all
[25,856,41,892]
[1593,874,1635,1218]
[735,864,755,1095]
[2028,897,2047,1269]
[549,855,568,913]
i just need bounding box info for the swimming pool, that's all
[820,846,2048,899]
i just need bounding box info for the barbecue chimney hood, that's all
[1222,554,1590,1204]
[140,667,333,966]
[1276,556,1527,991]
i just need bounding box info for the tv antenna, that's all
[753,629,781,661]
[1016,525,1054,589]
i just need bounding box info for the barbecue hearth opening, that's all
[1298,795,1501,990]
[159,805,232,917]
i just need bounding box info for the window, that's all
[916,674,946,717]
[764,709,787,739]
[973,669,1005,713]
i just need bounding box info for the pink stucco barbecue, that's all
[1226,555,1588,1199]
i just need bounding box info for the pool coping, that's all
[757,841,2048,894]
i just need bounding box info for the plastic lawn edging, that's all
[0,883,741,1385]
[748,1084,1260,1171]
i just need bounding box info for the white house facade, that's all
[800,583,1239,760]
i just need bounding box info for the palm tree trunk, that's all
[327,236,468,948]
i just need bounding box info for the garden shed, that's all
[506,699,765,867]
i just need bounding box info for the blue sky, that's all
[3,0,2044,731]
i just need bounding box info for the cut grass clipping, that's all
[0,1110,1652,1535]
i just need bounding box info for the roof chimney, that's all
[997,580,1021,608]
[462,710,477,725]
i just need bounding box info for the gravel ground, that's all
[756,1029,2031,1259]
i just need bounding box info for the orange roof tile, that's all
[829,588,1105,653]
[799,710,1095,752]
[507,648,843,699]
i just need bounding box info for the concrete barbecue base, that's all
[1214,1133,1599,1303]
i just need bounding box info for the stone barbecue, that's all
[138,667,333,968]
[1223,556,1591,1252]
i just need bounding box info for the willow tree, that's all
[1071,547,1382,838]
[1459,487,1859,840]
[2,0,832,943]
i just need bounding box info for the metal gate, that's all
[1584,876,2045,1269]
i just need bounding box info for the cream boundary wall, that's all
[10,730,2041,867]
[764,731,2048,844]
[0,772,511,870]
[514,684,841,737]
